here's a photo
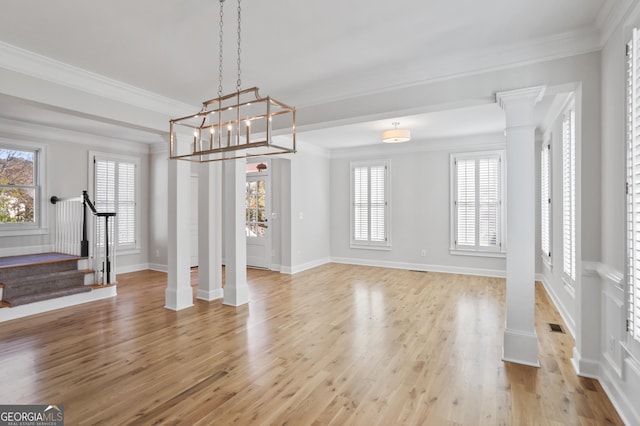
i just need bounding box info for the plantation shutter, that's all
[95,160,115,214]
[454,154,501,251]
[353,166,369,241]
[94,157,136,250]
[370,165,386,242]
[478,157,500,248]
[456,159,476,247]
[541,143,551,258]
[627,28,640,341]
[351,162,388,246]
[562,109,576,282]
[118,162,136,246]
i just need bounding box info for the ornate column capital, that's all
[496,86,546,128]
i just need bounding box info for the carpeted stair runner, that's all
[0,253,91,307]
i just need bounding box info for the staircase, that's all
[0,253,92,307]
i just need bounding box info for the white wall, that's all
[288,144,331,272]
[330,135,507,276]
[149,146,169,271]
[0,118,151,273]
[596,13,640,425]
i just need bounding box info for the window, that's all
[626,28,640,343]
[350,161,390,249]
[541,140,552,260]
[246,179,266,238]
[91,153,139,251]
[451,151,504,254]
[0,142,47,235]
[562,107,576,284]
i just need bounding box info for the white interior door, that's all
[245,173,270,268]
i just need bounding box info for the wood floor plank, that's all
[0,264,624,425]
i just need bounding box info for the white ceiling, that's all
[298,104,506,151]
[0,0,613,150]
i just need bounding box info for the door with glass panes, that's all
[245,173,270,268]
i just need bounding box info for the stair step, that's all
[5,286,92,307]
[1,270,85,299]
[0,254,84,283]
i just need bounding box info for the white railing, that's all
[52,196,83,256]
[50,192,117,285]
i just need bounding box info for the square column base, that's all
[164,287,194,311]
[503,328,540,367]
[223,285,249,307]
[197,288,224,302]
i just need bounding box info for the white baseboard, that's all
[270,263,281,272]
[330,256,506,278]
[117,263,150,274]
[148,263,168,273]
[0,244,54,257]
[0,285,117,323]
[536,272,576,338]
[281,257,331,275]
[600,360,640,426]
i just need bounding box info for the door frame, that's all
[245,159,272,269]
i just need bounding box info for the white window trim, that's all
[449,150,506,257]
[0,139,48,237]
[350,160,391,250]
[88,151,141,255]
[541,135,552,269]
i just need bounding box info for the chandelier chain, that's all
[236,0,242,91]
[218,0,225,98]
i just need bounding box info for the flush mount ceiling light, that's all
[169,0,296,163]
[382,122,411,143]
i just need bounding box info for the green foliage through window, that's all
[0,148,36,224]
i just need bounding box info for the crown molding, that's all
[597,0,639,45]
[295,26,602,111]
[0,41,196,118]
[0,116,150,155]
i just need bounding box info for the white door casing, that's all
[245,163,271,269]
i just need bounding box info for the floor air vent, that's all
[548,323,565,333]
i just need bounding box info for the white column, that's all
[165,158,194,310]
[197,162,224,301]
[197,161,223,301]
[223,159,249,306]
[497,86,545,367]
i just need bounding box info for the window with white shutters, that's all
[541,141,551,260]
[350,161,390,249]
[562,107,576,285]
[92,153,139,251]
[626,29,640,343]
[451,151,504,254]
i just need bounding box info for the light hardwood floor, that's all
[0,264,623,425]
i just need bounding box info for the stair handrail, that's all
[82,190,116,285]
[82,190,97,215]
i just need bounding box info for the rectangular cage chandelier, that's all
[169,0,296,163]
